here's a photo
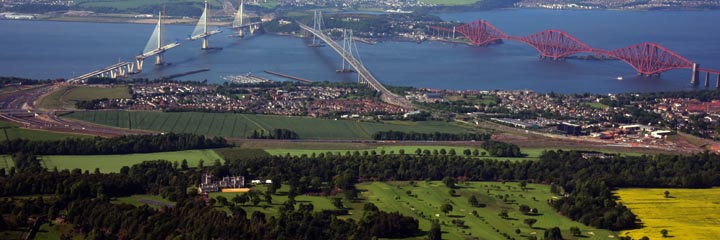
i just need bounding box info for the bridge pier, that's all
[705,72,710,87]
[155,53,163,65]
[135,58,144,73]
[691,63,699,85]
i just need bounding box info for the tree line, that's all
[371,130,491,141]
[0,133,229,155]
[249,129,299,139]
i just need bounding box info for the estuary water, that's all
[1,9,719,93]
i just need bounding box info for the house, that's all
[198,174,245,193]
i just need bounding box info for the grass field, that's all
[39,85,130,110]
[75,0,214,10]
[0,155,14,170]
[207,185,339,218]
[64,111,476,140]
[113,194,176,208]
[33,149,223,173]
[615,188,720,240]
[0,121,89,141]
[265,145,541,161]
[358,181,615,240]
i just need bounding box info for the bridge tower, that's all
[155,12,164,65]
[691,63,699,85]
[337,29,356,74]
[308,10,324,47]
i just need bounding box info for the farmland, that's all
[615,188,720,240]
[63,111,476,140]
[34,149,223,173]
[0,121,89,141]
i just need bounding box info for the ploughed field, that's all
[63,111,474,140]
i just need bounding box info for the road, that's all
[0,83,153,137]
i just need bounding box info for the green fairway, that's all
[358,181,616,240]
[35,149,223,173]
[0,155,13,170]
[0,121,89,141]
[64,111,476,140]
[207,185,340,218]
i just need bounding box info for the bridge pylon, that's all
[337,29,357,74]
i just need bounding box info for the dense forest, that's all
[0,133,228,155]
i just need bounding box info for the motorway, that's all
[0,84,153,137]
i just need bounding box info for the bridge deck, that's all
[297,22,412,109]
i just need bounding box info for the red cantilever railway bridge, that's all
[429,20,720,85]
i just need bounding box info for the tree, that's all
[519,204,531,215]
[468,195,479,207]
[544,227,563,240]
[569,226,581,236]
[441,203,453,215]
[523,218,537,229]
[664,190,670,198]
[498,209,509,219]
[661,229,669,238]
[442,176,456,189]
[428,221,441,240]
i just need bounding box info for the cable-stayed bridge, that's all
[297,21,413,109]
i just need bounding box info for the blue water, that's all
[1,9,719,93]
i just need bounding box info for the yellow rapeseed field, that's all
[615,188,720,240]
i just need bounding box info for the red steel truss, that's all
[430,20,714,75]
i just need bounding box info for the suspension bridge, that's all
[429,20,720,87]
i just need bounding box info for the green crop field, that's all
[358,181,616,240]
[35,149,223,173]
[64,111,476,140]
[0,121,89,141]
